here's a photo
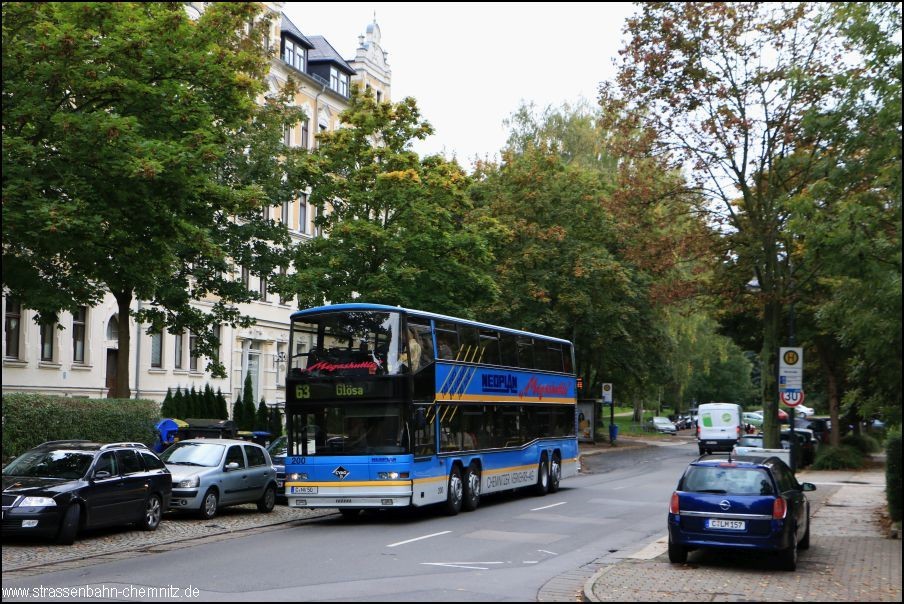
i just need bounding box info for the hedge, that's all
[2,393,159,461]
[841,433,881,454]
[887,432,902,522]
[812,444,865,470]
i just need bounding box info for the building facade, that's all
[1,3,392,414]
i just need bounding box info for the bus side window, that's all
[435,322,458,360]
[479,330,500,365]
[499,333,518,367]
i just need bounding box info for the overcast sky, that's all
[281,2,637,169]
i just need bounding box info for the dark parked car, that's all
[2,441,171,544]
[267,435,287,503]
[668,456,814,571]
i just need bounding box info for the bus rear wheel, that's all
[548,454,561,494]
[534,457,550,496]
[463,465,481,511]
[444,466,463,515]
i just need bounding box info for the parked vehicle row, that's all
[2,438,279,544]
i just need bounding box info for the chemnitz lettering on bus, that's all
[518,377,571,399]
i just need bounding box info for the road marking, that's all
[387,530,451,548]
[422,561,505,570]
[530,501,567,511]
[537,549,558,556]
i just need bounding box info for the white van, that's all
[696,403,743,455]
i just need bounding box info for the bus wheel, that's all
[548,454,562,494]
[444,466,463,515]
[463,465,481,511]
[534,457,550,496]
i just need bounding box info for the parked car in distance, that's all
[267,435,287,503]
[650,416,678,435]
[731,435,791,467]
[2,441,171,544]
[668,456,815,571]
[161,439,277,519]
[756,408,790,422]
[742,412,764,428]
[793,405,815,418]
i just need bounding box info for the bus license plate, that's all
[707,518,745,530]
[290,486,318,495]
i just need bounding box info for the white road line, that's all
[421,562,505,570]
[537,549,558,556]
[530,501,567,511]
[386,530,452,548]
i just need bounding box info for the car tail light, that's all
[736,425,741,437]
[773,497,787,519]
[670,491,680,514]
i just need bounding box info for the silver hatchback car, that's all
[161,439,277,519]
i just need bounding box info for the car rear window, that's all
[681,466,775,496]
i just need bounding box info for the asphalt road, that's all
[2,442,701,601]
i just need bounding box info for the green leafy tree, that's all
[268,406,283,438]
[216,388,229,421]
[232,393,243,427]
[187,386,198,419]
[160,388,174,418]
[2,2,309,397]
[172,387,186,420]
[255,398,269,432]
[610,3,851,446]
[241,372,255,430]
[291,88,497,316]
[203,384,216,418]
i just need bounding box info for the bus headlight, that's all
[378,472,409,480]
[290,473,308,481]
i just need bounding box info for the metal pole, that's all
[788,297,797,473]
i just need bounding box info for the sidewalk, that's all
[582,459,901,602]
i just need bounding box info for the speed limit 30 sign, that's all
[780,390,806,407]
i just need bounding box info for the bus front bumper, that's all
[285,482,412,508]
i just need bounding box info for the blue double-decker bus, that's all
[284,303,579,516]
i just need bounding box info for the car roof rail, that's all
[39,439,92,446]
[100,442,149,451]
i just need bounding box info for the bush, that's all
[841,433,881,454]
[2,393,159,461]
[812,444,865,470]
[887,432,902,522]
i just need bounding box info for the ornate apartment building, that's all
[1,3,392,411]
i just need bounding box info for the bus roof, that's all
[290,303,573,346]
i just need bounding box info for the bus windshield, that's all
[289,403,406,456]
[290,311,405,377]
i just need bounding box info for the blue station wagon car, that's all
[667,456,815,571]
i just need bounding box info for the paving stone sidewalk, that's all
[584,467,901,602]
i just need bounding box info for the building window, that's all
[313,205,322,237]
[107,315,119,341]
[279,266,290,305]
[5,298,21,359]
[212,325,221,363]
[330,67,349,96]
[242,266,251,291]
[174,332,183,369]
[151,330,163,368]
[40,320,55,362]
[281,201,290,225]
[301,119,309,148]
[299,194,308,234]
[295,46,305,71]
[260,274,268,302]
[189,331,199,372]
[283,124,291,147]
[72,306,86,363]
[376,90,383,103]
[283,39,294,65]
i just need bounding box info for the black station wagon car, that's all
[2,441,172,544]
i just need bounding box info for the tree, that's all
[472,103,711,405]
[160,388,174,418]
[172,387,185,419]
[610,3,848,446]
[255,398,269,432]
[216,388,229,421]
[232,393,243,427]
[2,2,308,397]
[268,406,283,437]
[241,372,255,430]
[290,88,497,316]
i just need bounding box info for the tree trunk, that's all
[816,341,842,447]
[113,290,132,399]
[761,297,782,449]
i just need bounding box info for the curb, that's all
[582,565,611,602]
